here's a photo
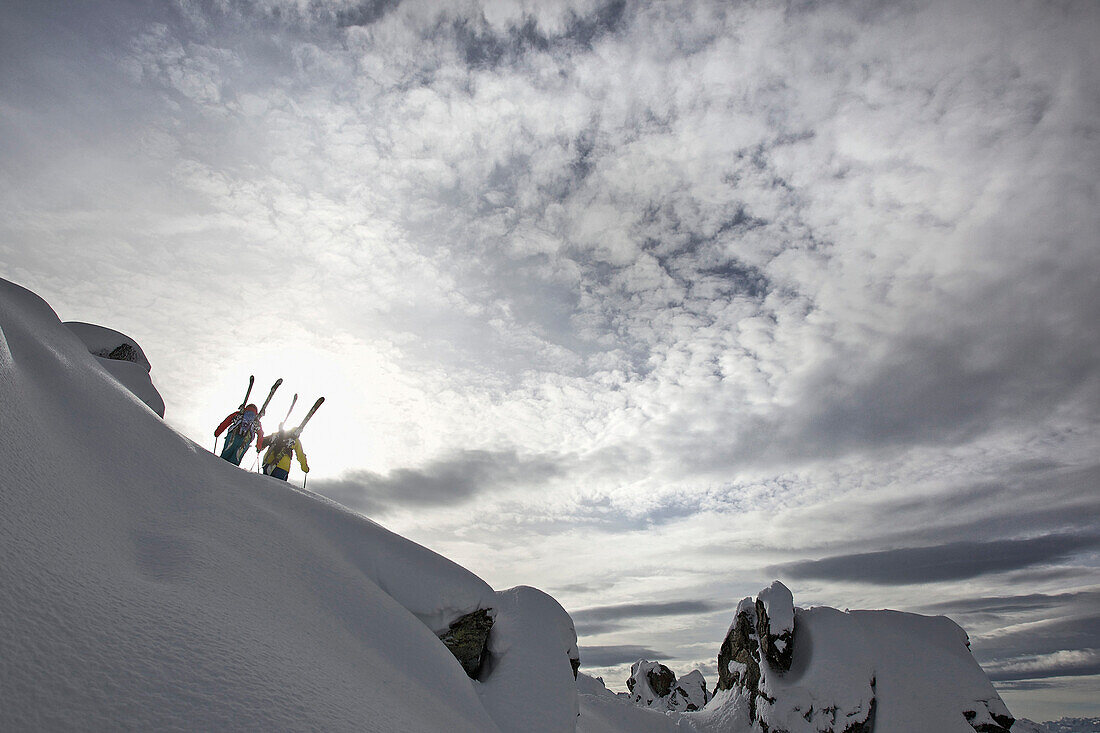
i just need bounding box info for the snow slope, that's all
[0,277,578,731]
[64,320,165,416]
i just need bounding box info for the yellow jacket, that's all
[262,434,308,473]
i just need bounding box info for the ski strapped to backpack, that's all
[279,393,298,431]
[293,397,324,438]
[266,397,323,462]
[240,375,255,410]
[257,378,282,418]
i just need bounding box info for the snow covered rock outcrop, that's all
[64,320,165,416]
[709,581,1013,733]
[0,277,579,732]
[673,670,712,712]
[440,608,495,677]
[626,660,711,712]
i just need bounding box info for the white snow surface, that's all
[0,277,578,731]
[577,674,702,733]
[579,592,1013,733]
[735,603,1012,733]
[64,321,152,370]
[65,320,165,416]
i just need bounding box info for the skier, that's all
[260,429,309,481]
[214,403,264,466]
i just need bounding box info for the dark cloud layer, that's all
[918,591,1100,618]
[571,599,725,635]
[312,448,563,515]
[579,645,666,668]
[771,533,1100,585]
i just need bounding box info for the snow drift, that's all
[64,320,165,416]
[0,277,578,732]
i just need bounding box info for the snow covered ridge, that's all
[64,320,165,416]
[585,581,1015,733]
[0,277,579,731]
[715,582,1015,733]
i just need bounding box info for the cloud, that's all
[972,614,1100,662]
[571,599,725,635]
[311,448,565,515]
[769,533,1100,585]
[573,599,724,623]
[579,645,666,667]
[918,591,1100,618]
[985,649,1100,682]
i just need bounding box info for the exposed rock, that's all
[756,580,795,673]
[963,699,1014,733]
[709,582,1015,733]
[715,585,874,732]
[627,660,675,700]
[63,321,164,416]
[671,670,711,712]
[438,608,493,678]
[64,322,151,371]
[625,660,709,712]
[103,342,142,365]
[717,597,762,711]
[570,655,580,680]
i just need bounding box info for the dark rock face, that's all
[717,601,766,720]
[756,597,794,673]
[963,702,1014,733]
[717,601,762,692]
[645,664,675,698]
[438,608,493,678]
[101,343,142,364]
[570,656,580,680]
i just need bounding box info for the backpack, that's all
[267,431,297,460]
[231,410,258,437]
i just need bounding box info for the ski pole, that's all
[303,474,308,491]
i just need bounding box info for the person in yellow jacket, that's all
[260,429,309,482]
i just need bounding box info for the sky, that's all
[1,0,1098,722]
